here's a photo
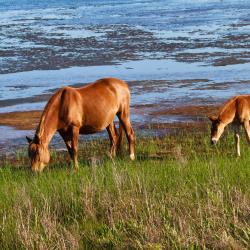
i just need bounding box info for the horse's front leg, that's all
[58,129,73,159]
[233,123,241,157]
[106,122,117,158]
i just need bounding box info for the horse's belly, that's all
[79,125,103,134]
[80,109,117,134]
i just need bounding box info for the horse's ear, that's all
[34,134,40,144]
[26,136,32,143]
[208,115,217,122]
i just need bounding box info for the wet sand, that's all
[148,104,218,117]
[0,111,41,130]
[0,104,211,155]
[0,103,219,131]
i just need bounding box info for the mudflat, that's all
[0,103,219,131]
[0,111,41,130]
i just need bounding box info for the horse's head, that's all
[26,135,50,172]
[209,115,225,145]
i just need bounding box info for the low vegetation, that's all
[0,129,249,249]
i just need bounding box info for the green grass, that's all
[0,130,250,249]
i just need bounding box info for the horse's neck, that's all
[36,89,63,145]
[219,99,236,125]
[36,97,60,145]
[36,112,57,145]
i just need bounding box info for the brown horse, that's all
[209,95,250,156]
[26,78,135,172]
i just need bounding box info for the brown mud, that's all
[0,111,42,130]
[149,104,218,117]
[1,21,250,74]
[0,104,219,131]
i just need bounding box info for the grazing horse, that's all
[26,78,135,172]
[209,95,250,156]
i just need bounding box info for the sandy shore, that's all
[0,111,42,130]
[0,104,219,131]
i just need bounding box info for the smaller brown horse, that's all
[209,95,250,156]
[26,78,135,172]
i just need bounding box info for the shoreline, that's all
[0,103,218,131]
[0,110,42,130]
[0,102,220,155]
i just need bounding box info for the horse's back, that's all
[234,95,250,121]
[100,78,130,107]
[236,95,250,106]
[219,95,250,123]
[78,77,130,110]
[81,78,129,98]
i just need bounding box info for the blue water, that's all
[0,0,249,27]
[0,0,250,150]
[0,0,249,102]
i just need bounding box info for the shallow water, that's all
[1,59,250,110]
[0,0,250,152]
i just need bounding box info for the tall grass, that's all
[0,130,249,249]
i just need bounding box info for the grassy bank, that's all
[0,130,249,249]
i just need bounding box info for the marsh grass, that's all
[0,129,249,249]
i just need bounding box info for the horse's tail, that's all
[116,120,123,152]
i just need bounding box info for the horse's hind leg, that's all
[232,124,241,157]
[116,120,123,153]
[106,122,117,157]
[118,111,135,160]
[71,126,80,172]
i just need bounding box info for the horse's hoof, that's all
[130,153,135,161]
[73,167,78,173]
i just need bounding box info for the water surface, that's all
[0,0,250,152]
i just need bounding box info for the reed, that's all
[0,130,249,249]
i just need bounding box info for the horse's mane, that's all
[36,90,62,138]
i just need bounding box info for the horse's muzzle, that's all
[211,139,217,145]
